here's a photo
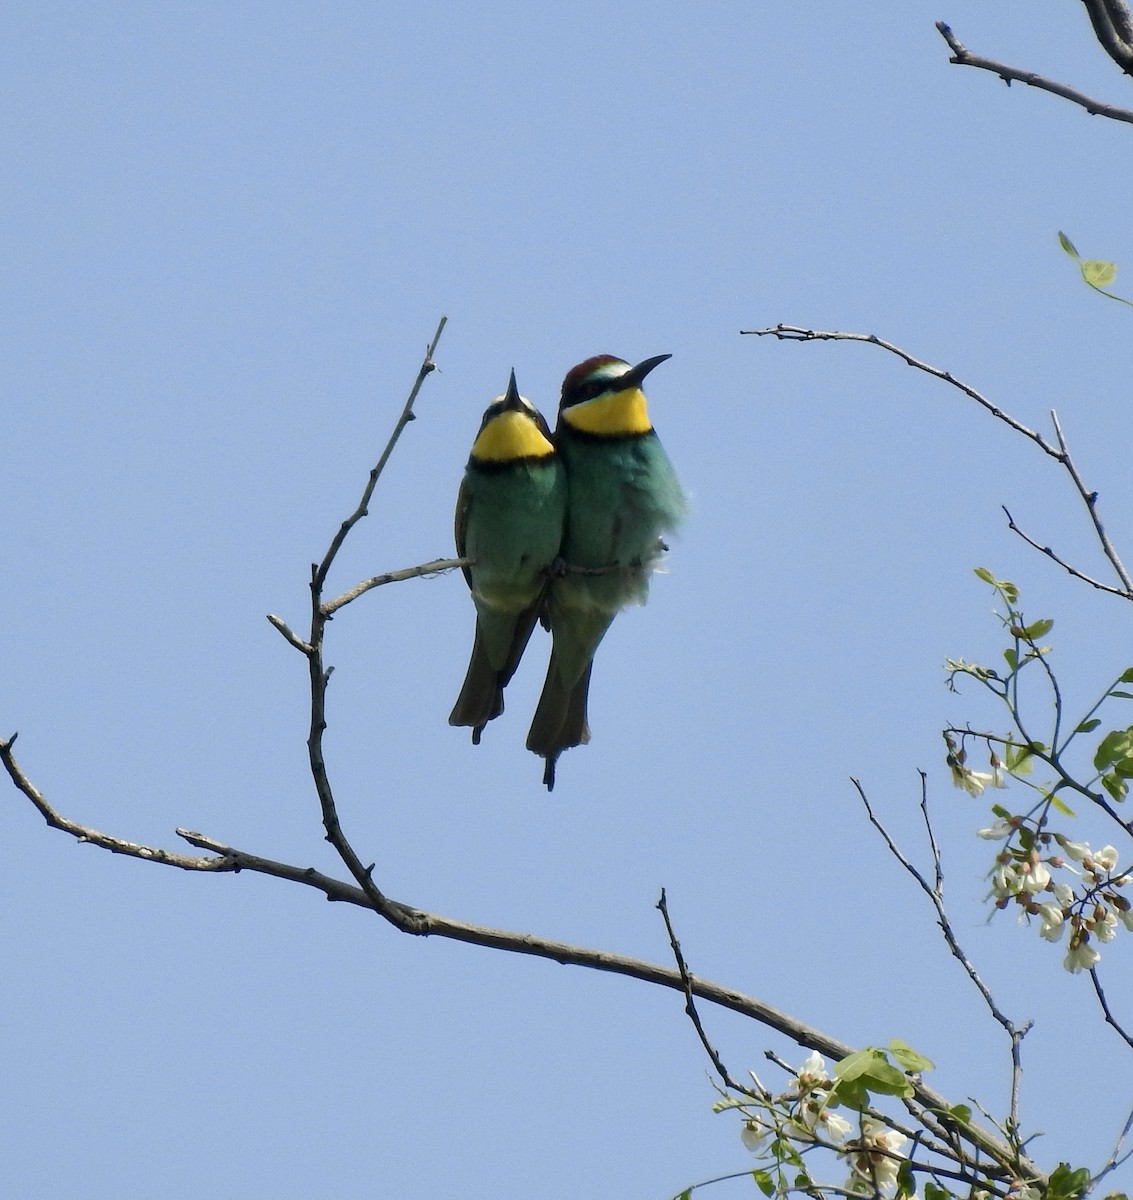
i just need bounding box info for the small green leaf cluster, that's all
[1059,231,1133,308]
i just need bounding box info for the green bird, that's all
[449,370,567,744]
[527,353,687,790]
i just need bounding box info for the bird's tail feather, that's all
[526,658,593,790]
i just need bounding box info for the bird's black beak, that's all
[503,368,524,410]
[619,353,672,391]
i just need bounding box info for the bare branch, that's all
[935,21,1133,124]
[2,737,237,873]
[744,326,1133,601]
[1089,967,1133,1052]
[322,556,472,616]
[266,614,313,654]
[741,325,1059,457]
[1002,507,1133,599]
[657,888,756,1098]
[1,731,1030,1177]
[1093,1099,1133,1188]
[312,316,447,594]
[1079,0,1133,78]
[297,320,450,925]
[1051,410,1133,592]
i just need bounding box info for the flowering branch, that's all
[852,775,1031,1154]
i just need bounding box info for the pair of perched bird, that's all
[449,353,686,790]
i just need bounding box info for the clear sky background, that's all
[3,2,1132,1197]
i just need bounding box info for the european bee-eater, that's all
[526,354,686,789]
[449,370,567,743]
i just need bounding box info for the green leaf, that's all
[1020,617,1054,640]
[924,1183,951,1200]
[948,1103,972,1124]
[676,1191,692,1200]
[1050,793,1077,817]
[1103,772,1128,803]
[1059,230,1080,258]
[896,1160,916,1198]
[1118,668,1133,683]
[753,1169,775,1197]
[1094,728,1133,771]
[1110,691,1133,700]
[829,1077,871,1111]
[888,1039,934,1073]
[1048,1162,1091,1200]
[1004,648,1019,671]
[834,1048,913,1097]
[1005,743,1035,776]
[1083,259,1118,288]
[1076,718,1101,733]
[973,566,996,585]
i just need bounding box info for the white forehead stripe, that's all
[586,360,630,383]
[490,392,538,412]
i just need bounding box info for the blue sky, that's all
[3,2,1133,1196]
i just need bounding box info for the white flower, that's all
[1064,939,1101,974]
[796,1094,851,1144]
[1095,908,1119,943]
[952,766,995,797]
[1017,859,1051,897]
[817,1109,852,1143]
[1020,860,1051,893]
[1094,845,1120,872]
[1052,882,1075,906]
[845,1120,908,1193]
[797,1051,829,1088]
[989,862,1021,899]
[740,1116,772,1153]
[1058,839,1090,862]
[989,764,1009,788]
[977,819,1014,840]
[1036,903,1065,942]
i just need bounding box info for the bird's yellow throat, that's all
[561,387,653,437]
[471,410,555,462]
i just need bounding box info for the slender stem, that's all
[657,888,756,1098]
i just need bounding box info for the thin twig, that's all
[1051,410,1133,592]
[1002,507,1132,599]
[301,318,448,926]
[935,21,1133,124]
[1,736,236,872]
[744,327,1133,601]
[1092,1099,1133,1188]
[853,775,1031,1150]
[321,556,472,616]
[266,614,313,654]
[657,888,756,1097]
[312,316,447,594]
[741,325,1059,457]
[1089,967,1133,1052]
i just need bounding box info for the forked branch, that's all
[742,325,1133,599]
